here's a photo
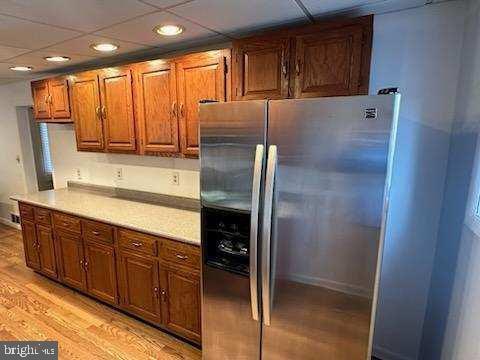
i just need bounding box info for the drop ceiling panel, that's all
[96,11,216,47]
[170,0,307,35]
[0,0,157,32]
[0,44,30,61]
[138,0,197,9]
[45,35,153,57]
[0,14,81,49]
[7,50,95,70]
[300,0,383,15]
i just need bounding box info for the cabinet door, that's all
[49,78,71,119]
[177,51,227,157]
[70,72,104,151]
[118,252,161,323]
[84,241,118,305]
[160,266,201,343]
[99,67,136,153]
[31,80,51,119]
[36,225,57,278]
[233,37,290,100]
[21,220,40,270]
[134,61,179,154]
[55,230,86,290]
[292,25,364,98]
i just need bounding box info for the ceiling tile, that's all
[96,11,216,47]
[139,0,195,9]
[300,0,383,15]
[45,35,153,58]
[0,44,30,61]
[7,50,95,71]
[0,0,157,32]
[0,14,81,49]
[170,0,307,35]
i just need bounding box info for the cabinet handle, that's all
[153,287,159,298]
[296,60,301,75]
[91,231,100,236]
[101,106,106,119]
[161,289,167,302]
[83,260,88,271]
[179,103,185,118]
[35,242,40,250]
[175,254,188,260]
[95,106,101,119]
[132,242,143,248]
[171,102,177,117]
[80,259,84,268]
[282,60,288,77]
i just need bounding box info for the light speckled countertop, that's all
[11,188,200,246]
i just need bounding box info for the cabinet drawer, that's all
[19,203,34,221]
[82,220,114,244]
[34,207,51,226]
[160,239,200,270]
[53,212,81,234]
[118,229,157,256]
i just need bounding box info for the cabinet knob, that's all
[296,60,301,75]
[282,61,288,77]
[132,242,143,248]
[154,287,159,298]
[161,289,167,302]
[92,231,100,236]
[179,103,185,118]
[171,102,177,117]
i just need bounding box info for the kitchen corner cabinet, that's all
[18,202,201,345]
[232,15,373,100]
[31,78,71,122]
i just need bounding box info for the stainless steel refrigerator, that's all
[199,95,400,360]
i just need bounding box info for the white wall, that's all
[370,2,467,360]
[48,124,200,199]
[0,81,34,221]
[435,0,480,359]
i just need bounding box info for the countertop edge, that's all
[11,195,200,247]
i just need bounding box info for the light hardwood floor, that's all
[0,223,201,360]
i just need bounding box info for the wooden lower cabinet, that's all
[84,241,118,305]
[19,203,201,344]
[21,220,41,270]
[118,251,162,324]
[36,224,57,278]
[160,265,201,343]
[56,229,86,290]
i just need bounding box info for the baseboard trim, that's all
[373,345,414,360]
[0,217,21,230]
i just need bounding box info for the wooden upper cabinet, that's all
[99,67,137,153]
[231,15,373,100]
[31,80,52,119]
[176,50,229,157]
[134,60,179,155]
[233,37,290,100]
[31,78,71,121]
[292,25,364,98]
[70,72,104,151]
[49,78,71,118]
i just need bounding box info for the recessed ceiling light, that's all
[153,24,184,36]
[44,56,71,62]
[90,43,119,52]
[10,66,33,72]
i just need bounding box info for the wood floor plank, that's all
[0,224,201,360]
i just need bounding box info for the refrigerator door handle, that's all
[262,145,277,326]
[250,144,264,321]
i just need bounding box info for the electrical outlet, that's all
[172,171,180,186]
[115,168,123,181]
[75,168,82,180]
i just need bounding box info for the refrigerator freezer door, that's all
[200,101,268,360]
[199,100,267,212]
[261,95,399,360]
